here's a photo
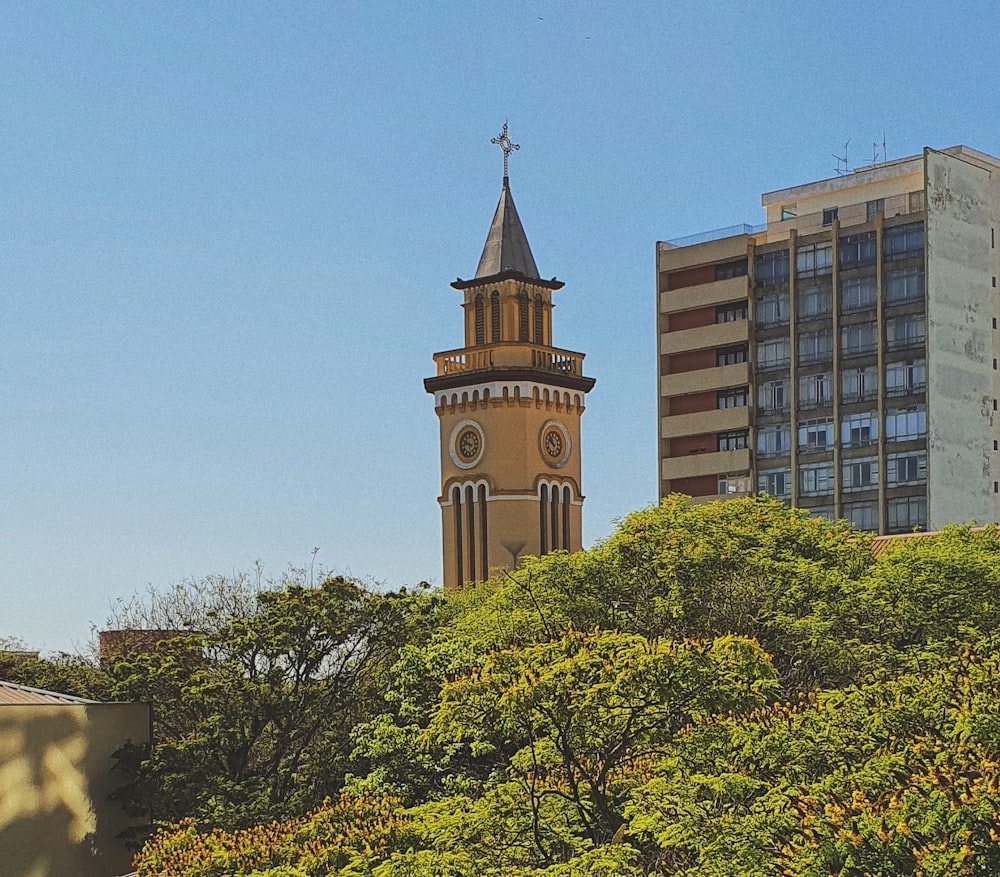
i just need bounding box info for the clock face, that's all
[458,428,481,460]
[539,421,570,468]
[449,420,484,469]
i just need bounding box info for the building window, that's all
[841,323,877,357]
[714,260,748,280]
[866,199,885,222]
[755,250,790,287]
[717,345,748,367]
[758,468,790,497]
[491,290,501,342]
[884,222,924,262]
[780,205,797,221]
[474,294,485,345]
[842,366,877,403]
[717,387,748,409]
[755,292,789,326]
[718,473,751,495]
[518,291,529,341]
[885,267,925,304]
[840,275,877,313]
[843,457,878,492]
[822,207,839,226]
[798,417,835,453]
[886,315,926,351]
[887,452,927,486]
[842,412,878,448]
[716,302,748,323]
[798,282,833,319]
[800,462,834,496]
[886,406,926,442]
[534,294,544,343]
[809,506,836,521]
[757,424,792,457]
[840,231,876,268]
[758,379,788,413]
[717,430,749,451]
[799,372,832,408]
[798,329,833,364]
[909,191,925,213]
[757,338,790,370]
[844,501,878,531]
[796,243,833,278]
[886,359,926,396]
[887,495,927,533]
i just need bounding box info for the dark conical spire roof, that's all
[474,176,540,280]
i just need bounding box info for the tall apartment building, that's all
[657,146,1000,533]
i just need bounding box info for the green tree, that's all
[425,628,777,858]
[111,575,436,830]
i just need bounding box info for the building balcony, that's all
[427,342,596,394]
[660,362,749,397]
[660,319,748,356]
[661,448,751,481]
[659,275,749,314]
[661,406,749,439]
[432,342,585,377]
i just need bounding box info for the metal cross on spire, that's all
[491,122,519,178]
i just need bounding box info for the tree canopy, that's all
[10,495,1000,875]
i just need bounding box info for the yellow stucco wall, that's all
[0,701,150,877]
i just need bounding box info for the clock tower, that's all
[425,127,595,590]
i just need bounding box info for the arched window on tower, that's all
[452,486,464,586]
[474,294,485,345]
[534,294,544,343]
[539,483,548,555]
[518,291,529,341]
[478,483,489,581]
[550,485,560,551]
[562,485,571,551]
[466,484,476,583]
[491,291,501,342]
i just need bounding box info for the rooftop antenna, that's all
[872,133,888,165]
[833,139,850,176]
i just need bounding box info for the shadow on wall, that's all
[0,703,149,877]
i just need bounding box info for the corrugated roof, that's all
[871,525,999,558]
[0,680,98,705]
[474,176,540,280]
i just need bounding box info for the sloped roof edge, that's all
[0,679,99,705]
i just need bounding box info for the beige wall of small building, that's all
[0,701,150,877]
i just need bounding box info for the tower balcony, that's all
[433,342,585,378]
[427,342,594,393]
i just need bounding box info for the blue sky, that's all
[2,0,998,653]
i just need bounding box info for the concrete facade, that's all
[657,146,1000,533]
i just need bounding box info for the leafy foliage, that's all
[108,576,440,830]
[16,496,1000,875]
